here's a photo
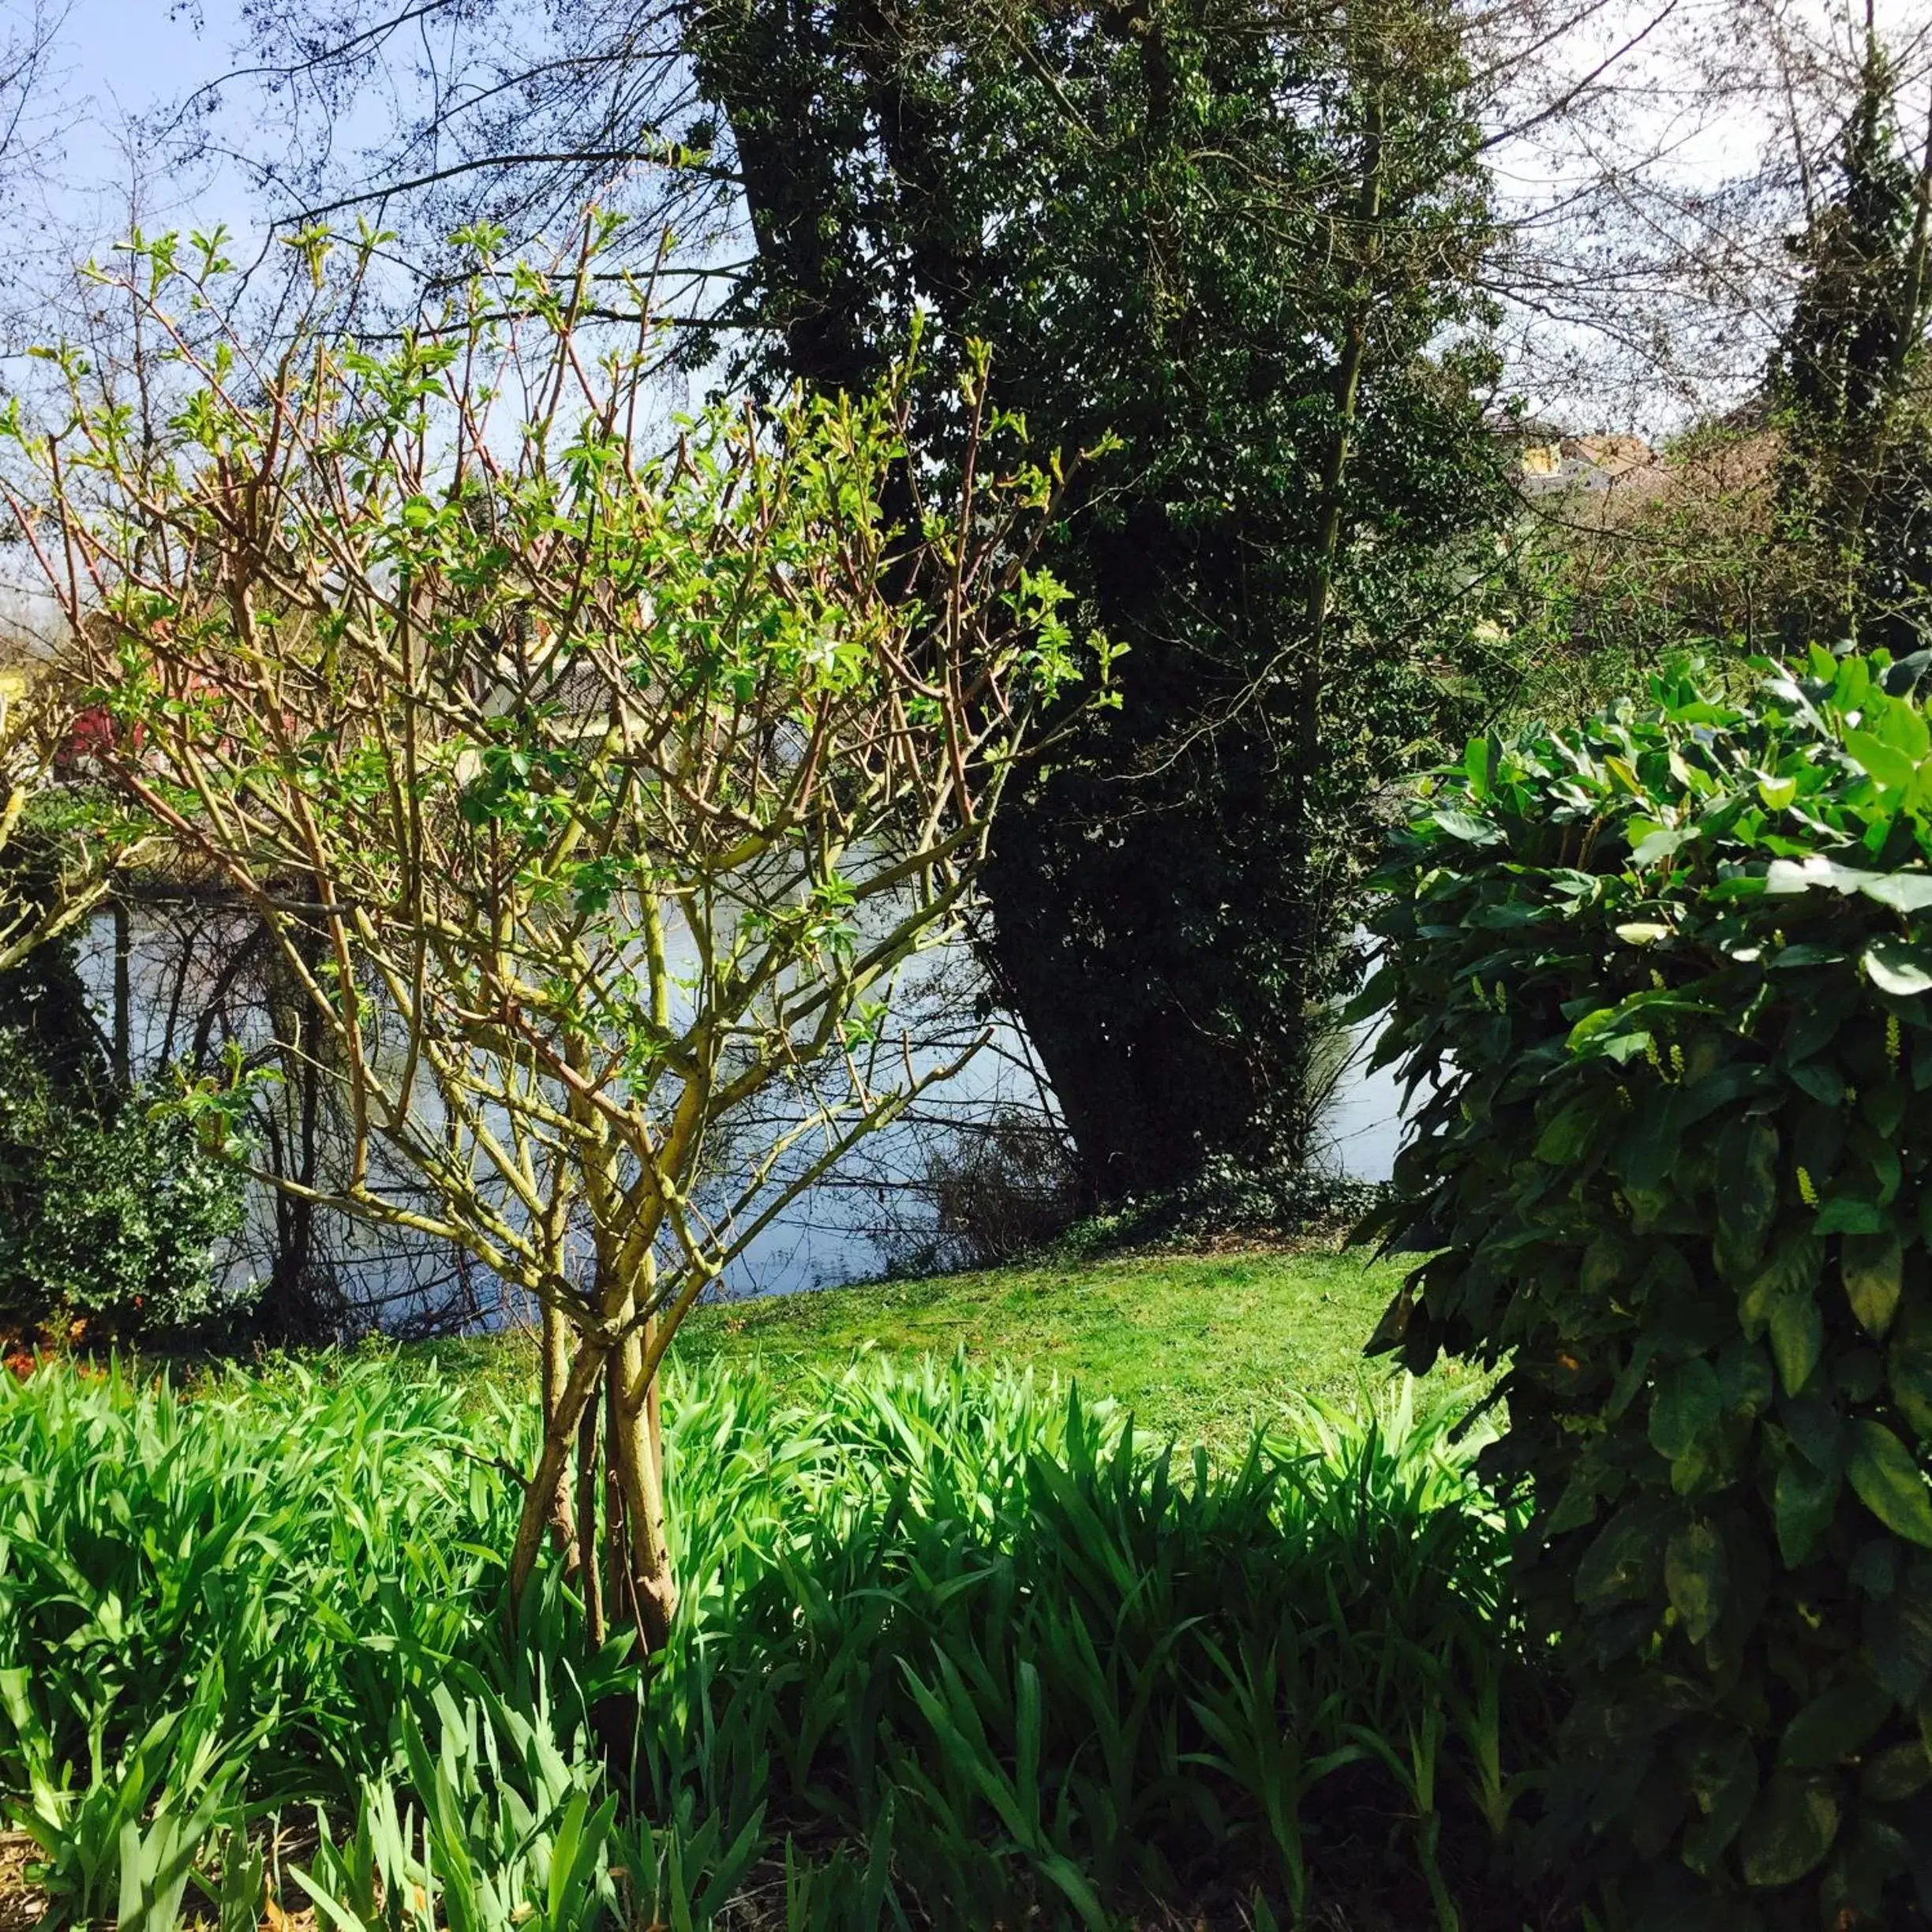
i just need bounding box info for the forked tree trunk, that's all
[507,1338,606,1612]
[507,1273,678,1657]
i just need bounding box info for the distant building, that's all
[1516,430,1657,498]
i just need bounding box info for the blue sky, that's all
[28,0,1932,430]
[9,0,230,287]
[26,0,365,266]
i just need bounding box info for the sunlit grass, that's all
[427,1241,1472,1459]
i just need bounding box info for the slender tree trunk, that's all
[608,1309,677,1653]
[605,1364,628,1632]
[645,1311,665,1493]
[110,897,132,1093]
[1292,83,1384,825]
[538,1302,580,1566]
[261,908,327,1339]
[576,1390,605,1647]
[507,1336,606,1614]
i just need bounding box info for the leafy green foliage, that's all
[0,1351,1538,1927]
[0,1027,243,1346]
[1363,647,1932,1923]
[0,1361,544,1815]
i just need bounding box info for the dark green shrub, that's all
[1059,1160,1391,1260]
[1362,648,1932,1926]
[0,1033,244,1344]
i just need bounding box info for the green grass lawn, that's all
[425,1242,1475,1456]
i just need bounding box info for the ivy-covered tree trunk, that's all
[978,691,1338,1200]
[681,0,1521,1202]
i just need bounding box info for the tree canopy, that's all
[680,0,1522,1199]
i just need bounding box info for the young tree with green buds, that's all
[9,221,1111,1652]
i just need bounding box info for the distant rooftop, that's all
[1518,432,1657,497]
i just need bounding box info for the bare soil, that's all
[0,1831,44,1932]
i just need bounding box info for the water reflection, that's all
[73,900,1407,1329]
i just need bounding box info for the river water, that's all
[73,904,1410,1316]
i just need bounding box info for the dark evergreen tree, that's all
[1772,33,1932,655]
[683,0,1522,1201]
